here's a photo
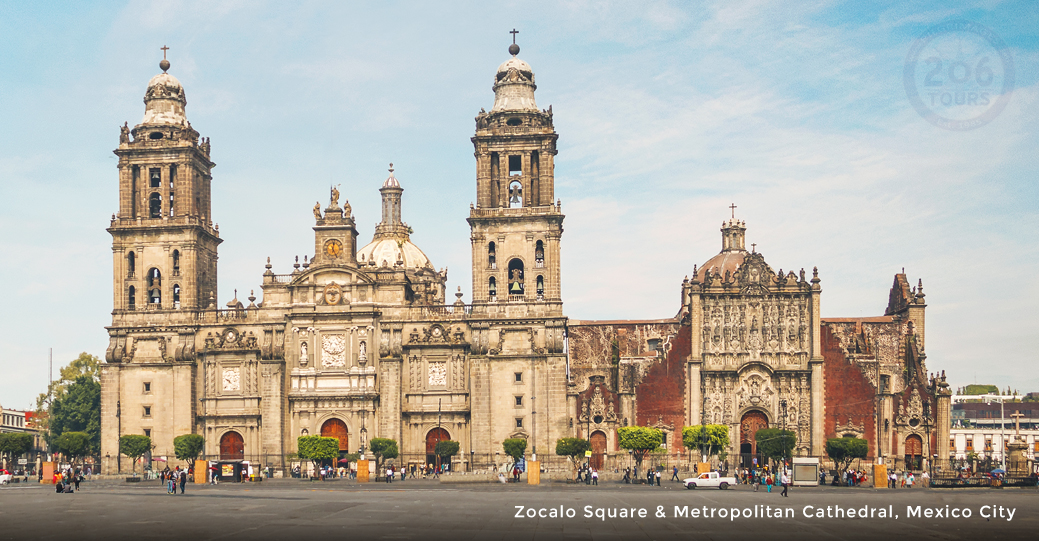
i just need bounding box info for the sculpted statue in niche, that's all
[358,340,367,364]
[300,341,308,366]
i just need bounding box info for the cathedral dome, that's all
[141,65,188,126]
[697,250,747,281]
[491,44,538,112]
[357,237,433,270]
[496,57,533,79]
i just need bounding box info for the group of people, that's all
[160,466,188,494]
[383,465,407,482]
[887,469,921,488]
[575,464,599,485]
[53,467,82,493]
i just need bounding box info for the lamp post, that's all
[359,406,368,459]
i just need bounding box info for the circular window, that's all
[909,418,920,427]
[506,117,522,126]
[593,415,604,424]
[149,132,163,140]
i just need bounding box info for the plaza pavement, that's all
[0,477,1033,540]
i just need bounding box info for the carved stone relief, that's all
[321,334,346,368]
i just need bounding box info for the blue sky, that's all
[1,1,1036,408]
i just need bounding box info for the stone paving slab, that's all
[0,479,1033,540]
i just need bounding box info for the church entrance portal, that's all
[590,431,607,470]
[904,434,923,470]
[321,418,349,452]
[740,411,768,466]
[426,428,451,472]
[219,431,244,461]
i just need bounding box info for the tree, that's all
[55,432,91,464]
[682,425,731,462]
[369,438,399,471]
[0,433,34,466]
[45,375,101,455]
[555,438,590,479]
[34,353,101,436]
[618,426,662,468]
[297,436,339,475]
[755,429,796,464]
[825,437,868,472]
[119,435,151,475]
[502,438,528,465]
[435,440,460,467]
[962,384,998,396]
[173,434,205,467]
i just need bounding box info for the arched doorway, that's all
[426,428,451,472]
[904,434,923,470]
[740,411,769,464]
[220,431,244,460]
[590,431,607,470]
[321,418,349,452]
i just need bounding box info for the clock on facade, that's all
[324,239,343,259]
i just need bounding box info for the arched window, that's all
[536,275,544,298]
[172,250,180,275]
[488,242,496,269]
[172,284,181,309]
[126,251,135,277]
[488,276,497,297]
[508,259,524,296]
[508,180,523,208]
[149,192,162,218]
[534,240,544,268]
[128,286,136,310]
[148,268,161,305]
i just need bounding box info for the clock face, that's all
[325,239,343,259]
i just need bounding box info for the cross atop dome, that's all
[509,29,520,56]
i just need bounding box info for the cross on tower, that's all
[729,203,737,219]
[510,29,519,44]
[1011,410,1025,437]
[389,162,394,174]
[161,45,169,59]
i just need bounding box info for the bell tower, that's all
[109,54,221,313]
[468,37,563,310]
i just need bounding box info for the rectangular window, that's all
[515,396,523,407]
[150,168,161,188]
[985,437,992,451]
[515,418,523,429]
[143,429,151,438]
[661,433,667,446]
[966,437,973,451]
[1034,442,1039,453]
[514,372,522,383]
[143,382,151,393]
[950,438,955,451]
[647,338,661,352]
[508,155,522,175]
[143,406,151,417]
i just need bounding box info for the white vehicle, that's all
[683,471,737,489]
[0,470,12,485]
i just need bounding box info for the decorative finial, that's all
[389,162,394,174]
[509,29,520,56]
[160,45,170,73]
[751,243,756,253]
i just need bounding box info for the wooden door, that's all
[740,411,769,456]
[590,431,607,470]
[904,434,923,470]
[220,431,244,460]
[321,418,349,451]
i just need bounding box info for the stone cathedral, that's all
[100,42,950,475]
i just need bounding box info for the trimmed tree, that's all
[682,425,731,462]
[502,438,528,467]
[119,434,152,475]
[297,436,339,476]
[55,432,91,465]
[173,434,205,468]
[618,426,662,468]
[435,440,460,468]
[555,438,590,479]
[0,433,34,464]
[755,428,796,465]
[369,438,399,471]
[825,437,868,472]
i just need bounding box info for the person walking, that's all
[623,468,631,484]
[753,470,760,491]
[655,469,661,486]
[780,469,790,497]
[671,466,680,482]
[766,473,773,493]
[591,468,598,486]
[179,468,187,494]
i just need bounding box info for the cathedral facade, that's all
[100,43,950,475]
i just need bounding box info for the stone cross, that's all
[510,29,519,44]
[161,45,169,59]
[1011,410,1024,436]
[729,203,737,219]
